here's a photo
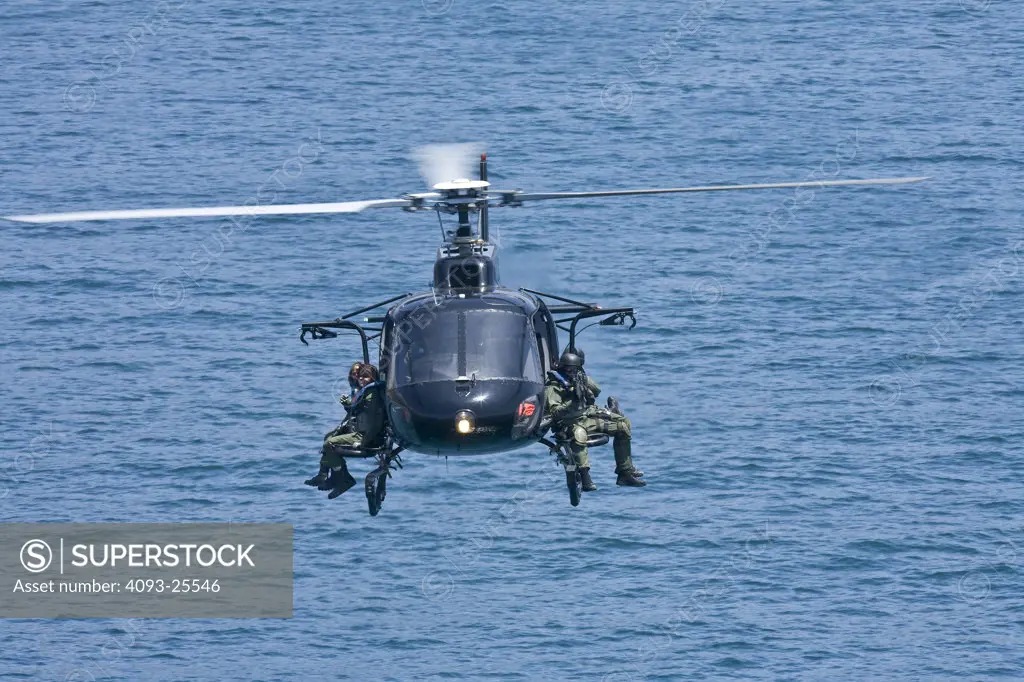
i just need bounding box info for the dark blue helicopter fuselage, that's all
[380,288,558,455]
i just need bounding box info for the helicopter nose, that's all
[388,379,543,454]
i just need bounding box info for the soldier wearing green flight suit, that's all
[305,361,362,490]
[304,362,387,499]
[544,349,646,490]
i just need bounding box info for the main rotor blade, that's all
[508,176,929,203]
[4,198,413,224]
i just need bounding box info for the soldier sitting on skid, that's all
[304,362,387,499]
[544,348,646,490]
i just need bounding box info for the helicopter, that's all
[4,143,927,514]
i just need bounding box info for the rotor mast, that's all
[427,155,498,291]
[428,177,492,246]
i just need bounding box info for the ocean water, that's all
[2,0,1023,679]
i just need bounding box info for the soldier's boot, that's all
[614,437,647,488]
[327,461,357,499]
[317,470,336,491]
[616,470,646,487]
[317,450,337,490]
[304,452,331,487]
[318,443,342,490]
[304,464,330,488]
[579,467,598,492]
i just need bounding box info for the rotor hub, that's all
[432,179,490,193]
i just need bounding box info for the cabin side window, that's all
[532,306,558,369]
[532,309,551,373]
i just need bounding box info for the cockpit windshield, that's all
[390,308,542,387]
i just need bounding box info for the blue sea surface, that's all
[2,1,1023,679]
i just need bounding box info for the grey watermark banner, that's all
[1,524,292,618]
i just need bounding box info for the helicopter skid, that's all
[564,468,582,507]
[364,447,404,517]
[541,437,583,507]
[365,468,387,517]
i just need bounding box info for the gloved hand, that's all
[339,394,352,412]
[572,375,589,407]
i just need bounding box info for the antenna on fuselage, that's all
[479,153,489,243]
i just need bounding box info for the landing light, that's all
[455,410,475,435]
